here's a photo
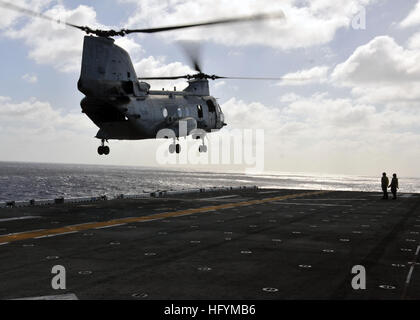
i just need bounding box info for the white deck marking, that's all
[400,194,415,198]
[0,242,9,246]
[406,266,415,284]
[402,245,420,299]
[272,202,352,207]
[1,229,46,237]
[94,223,126,229]
[0,216,41,222]
[296,199,367,201]
[200,195,239,200]
[35,231,78,239]
[12,293,79,300]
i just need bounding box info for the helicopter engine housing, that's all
[78,36,140,98]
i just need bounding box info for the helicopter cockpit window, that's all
[197,105,203,118]
[177,107,183,118]
[162,107,168,118]
[206,100,216,113]
[184,107,190,117]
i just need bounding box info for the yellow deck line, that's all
[0,190,329,244]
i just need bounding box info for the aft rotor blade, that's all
[0,3,285,38]
[0,1,86,32]
[124,11,285,35]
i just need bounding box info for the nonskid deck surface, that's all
[0,188,419,300]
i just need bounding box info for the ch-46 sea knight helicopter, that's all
[1,1,289,155]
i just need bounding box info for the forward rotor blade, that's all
[0,1,85,32]
[178,41,202,73]
[215,76,311,81]
[138,74,312,82]
[138,76,190,80]
[124,11,285,35]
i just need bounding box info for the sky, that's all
[1,0,420,177]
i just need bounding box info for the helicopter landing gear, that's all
[193,133,207,153]
[169,139,181,154]
[198,136,207,153]
[199,145,207,153]
[98,139,110,156]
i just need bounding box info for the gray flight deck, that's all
[0,188,419,300]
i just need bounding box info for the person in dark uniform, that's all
[389,173,399,200]
[381,172,389,199]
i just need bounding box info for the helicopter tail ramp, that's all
[78,36,138,97]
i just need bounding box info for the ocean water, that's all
[0,161,418,202]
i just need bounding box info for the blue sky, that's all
[1,0,420,176]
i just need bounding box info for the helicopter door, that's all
[206,99,217,129]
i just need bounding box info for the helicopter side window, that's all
[197,105,203,118]
[177,107,183,118]
[162,107,168,118]
[206,100,216,113]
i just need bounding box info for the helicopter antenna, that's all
[0,1,285,38]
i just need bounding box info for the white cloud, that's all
[134,56,194,90]
[407,32,420,49]
[124,0,374,49]
[5,4,106,73]
[331,36,420,103]
[221,94,420,175]
[115,37,144,60]
[332,36,420,84]
[0,0,52,29]
[22,73,38,83]
[277,66,329,86]
[400,0,420,28]
[0,96,92,135]
[2,1,192,86]
[214,81,226,88]
[279,92,301,103]
[0,96,137,165]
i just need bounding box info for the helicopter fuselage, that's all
[80,89,225,141]
[78,36,225,142]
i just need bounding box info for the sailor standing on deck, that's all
[381,172,389,200]
[389,173,399,200]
